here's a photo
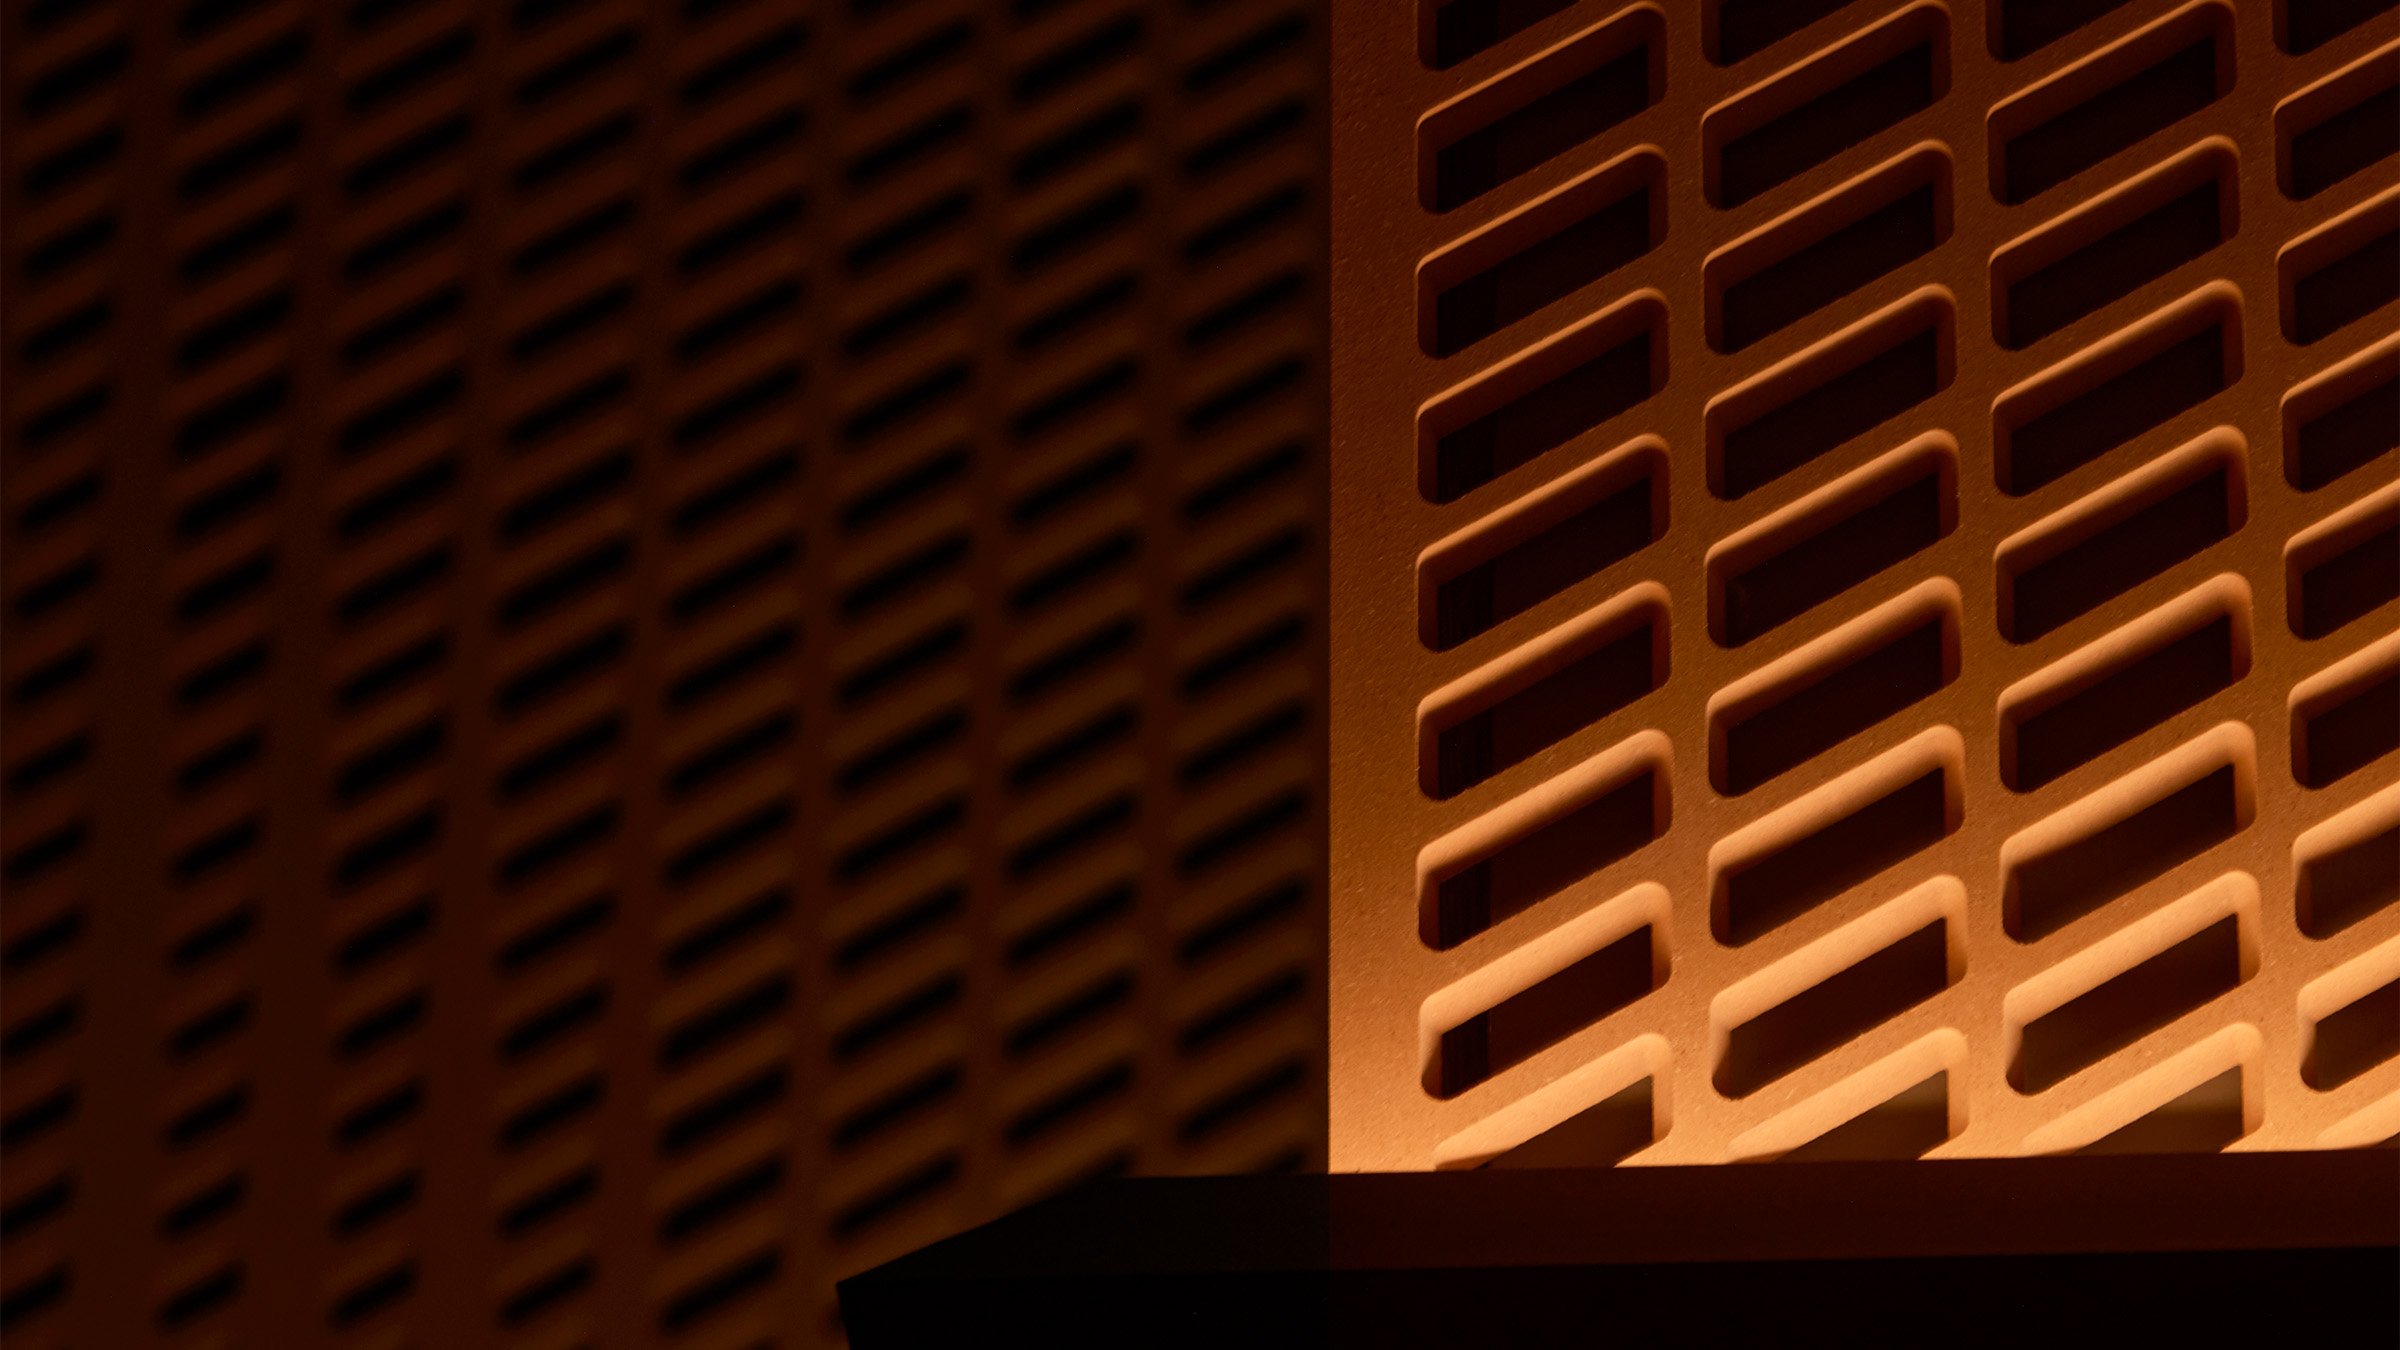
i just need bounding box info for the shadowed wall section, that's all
[0,0,1325,1344]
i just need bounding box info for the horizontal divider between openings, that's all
[1781,1070,1953,1161]
[1419,6,1663,213]
[1998,432,2244,644]
[1423,0,1580,72]
[2283,338,2400,492]
[2011,909,2250,1094]
[2297,797,2400,938]
[1708,288,1953,500]
[1991,140,2236,351]
[1716,917,1954,1098]
[2292,647,2399,789]
[1711,585,1960,797]
[1421,294,1666,505]
[2276,43,2400,200]
[2278,0,2400,57]
[1712,437,1956,647]
[2280,189,2400,346]
[1703,3,1949,209]
[1993,285,2241,497]
[1428,924,1659,1097]
[1421,749,1669,950]
[2287,491,2400,640]
[2077,1065,2248,1153]
[1478,1076,1654,1168]
[2004,741,2253,943]
[1986,2,2232,205]
[1423,596,1667,800]
[1999,580,2249,793]
[1421,149,1664,358]
[1707,144,1951,355]
[2305,977,2400,1090]
[1990,0,2142,63]
[1421,439,1665,651]
[1713,743,1960,946]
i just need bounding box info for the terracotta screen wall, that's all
[1330,0,2397,1170]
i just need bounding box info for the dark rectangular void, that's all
[2001,457,2238,643]
[2288,363,2399,492]
[1711,0,1860,64]
[1715,919,1951,1098]
[1426,767,1663,949]
[1710,15,1943,208]
[1427,0,1579,70]
[1432,926,1656,1097]
[2281,0,2399,56]
[2295,665,2399,789]
[2291,510,2400,640]
[2002,605,2241,793]
[1427,464,1659,650]
[2012,914,2245,1093]
[1783,1071,1951,1161]
[1993,0,2141,61]
[1997,296,2236,495]
[2077,1066,2247,1154]
[1430,617,1662,799]
[1710,154,1947,354]
[1480,1077,1654,1169]
[2006,764,2245,942]
[1427,170,1658,357]
[1423,15,1659,212]
[2283,74,2399,200]
[2300,821,2400,938]
[1998,173,2231,349]
[2306,979,2400,1090]
[1714,610,1953,796]
[1713,299,1949,499]
[1992,13,2227,203]
[1426,317,1659,504]
[1717,768,1953,945]
[1716,459,1949,646]
[2288,223,2400,346]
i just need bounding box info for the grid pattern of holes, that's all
[0,0,1323,1344]
[1330,0,2398,1172]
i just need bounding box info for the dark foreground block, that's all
[840,1151,2399,1348]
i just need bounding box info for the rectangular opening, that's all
[1712,593,1957,797]
[1993,146,2235,350]
[2284,343,2400,492]
[1988,4,2231,204]
[2001,591,2245,793]
[1709,0,1862,65]
[1430,925,1657,1096]
[1716,768,1954,946]
[2299,815,2400,938]
[2289,498,2400,640]
[2006,764,2247,942]
[1420,10,1662,213]
[2283,199,2400,346]
[1705,6,1947,209]
[1425,0,1580,71]
[1994,288,2240,496]
[2306,978,2400,1090]
[1707,147,1950,354]
[2011,913,2246,1093]
[1992,0,2142,61]
[2279,0,2400,56]
[1782,1071,1952,1161]
[1422,152,1663,357]
[1480,1076,1654,1168]
[1712,444,1954,647]
[1999,441,2242,643]
[1709,291,1951,500]
[2294,660,2400,790]
[2278,53,2400,200]
[1716,919,1952,1097]
[2077,1066,2248,1153]
[1425,762,1665,949]
[1426,605,1666,799]
[1422,442,1663,650]
[1422,297,1664,504]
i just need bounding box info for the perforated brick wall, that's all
[0,0,1324,1344]
[1331,0,2397,1170]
